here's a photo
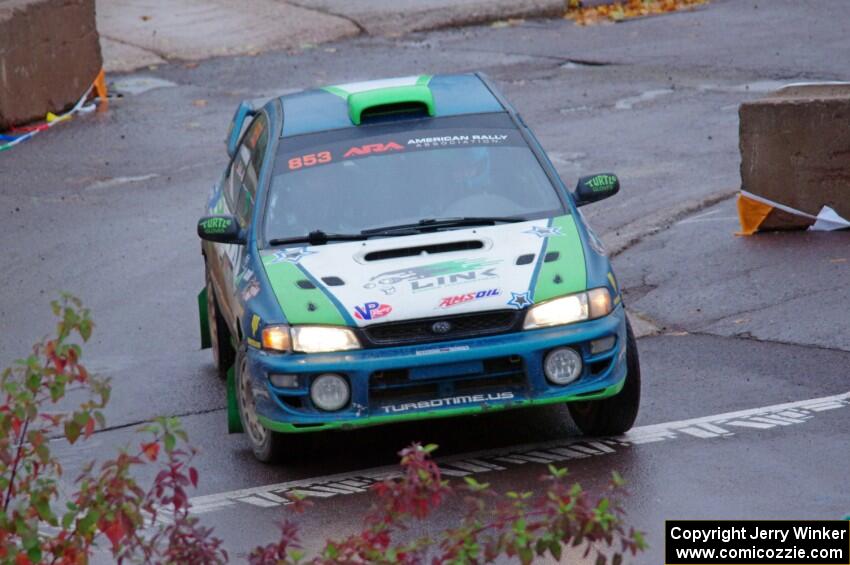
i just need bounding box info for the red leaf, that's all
[84,417,95,438]
[10,416,21,437]
[189,466,199,488]
[101,519,125,548]
[141,442,160,462]
[15,554,31,565]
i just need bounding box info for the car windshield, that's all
[263,114,565,242]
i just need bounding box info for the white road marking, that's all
[188,391,850,516]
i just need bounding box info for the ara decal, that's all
[353,302,392,321]
[343,142,403,158]
[438,288,501,309]
[524,225,563,238]
[506,291,533,310]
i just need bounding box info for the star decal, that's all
[267,247,316,264]
[507,291,533,310]
[524,225,564,238]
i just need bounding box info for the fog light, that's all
[269,373,299,388]
[310,373,350,411]
[544,347,583,385]
[590,336,616,354]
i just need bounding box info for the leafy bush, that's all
[1,296,644,564]
[0,295,225,563]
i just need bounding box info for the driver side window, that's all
[226,113,269,227]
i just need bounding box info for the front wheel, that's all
[235,347,287,463]
[568,317,641,436]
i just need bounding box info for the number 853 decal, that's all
[288,151,331,170]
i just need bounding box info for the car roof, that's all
[274,73,508,138]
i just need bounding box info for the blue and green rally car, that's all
[197,73,640,462]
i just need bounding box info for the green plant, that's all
[0,295,225,564]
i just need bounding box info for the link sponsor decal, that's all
[288,151,331,170]
[665,520,849,565]
[524,225,564,238]
[380,392,515,414]
[438,288,501,308]
[364,258,501,295]
[353,302,392,321]
[506,291,533,310]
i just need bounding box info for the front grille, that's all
[369,356,526,406]
[361,309,521,347]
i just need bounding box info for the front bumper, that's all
[246,305,628,433]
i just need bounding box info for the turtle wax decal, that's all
[364,258,501,295]
[200,217,232,234]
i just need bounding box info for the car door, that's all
[213,112,270,334]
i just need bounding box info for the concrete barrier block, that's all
[739,84,850,230]
[0,0,102,130]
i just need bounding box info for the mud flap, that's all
[198,288,211,350]
[226,364,243,433]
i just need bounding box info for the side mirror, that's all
[197,215,245,244]
[225,101,255,158]
[574,173,620,206]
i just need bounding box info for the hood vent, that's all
[364,240,484,262]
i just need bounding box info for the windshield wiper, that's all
[269,230,370,246]
[361,216,526,236]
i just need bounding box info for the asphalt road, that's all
[2,0,849,561]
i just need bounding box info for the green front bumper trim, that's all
[257,378,625,434]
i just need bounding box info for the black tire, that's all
[206,266,236,379]
[568,318,641,436]
[235,346,287,463]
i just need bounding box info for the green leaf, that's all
[65,420,81,444]
[164,432,176,452]
[611,470,624,487]
[422,443,439,454]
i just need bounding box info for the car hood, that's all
[259,215,587,327]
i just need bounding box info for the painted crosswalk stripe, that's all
[186,391,849,515]
[679,426,719,438]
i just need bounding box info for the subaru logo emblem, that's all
[431,321,452,334]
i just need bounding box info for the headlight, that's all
[291,325,361,353]
[523,288,612,330]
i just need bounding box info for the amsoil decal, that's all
[343,142,403,158]
[364,258,501,295]
[353,302,392,321]
[380,392,515,414]
[439,288,501,308]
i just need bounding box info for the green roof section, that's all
[282,73,505,137]
[322,75,435,125]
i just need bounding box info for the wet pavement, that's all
[2,0,850,561]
